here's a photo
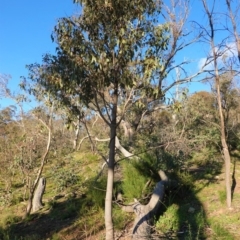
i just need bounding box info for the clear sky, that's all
[0,0,79,108]
[0,0,236,109]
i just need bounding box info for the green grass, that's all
[1,150,240,239]
[209,221,235,240]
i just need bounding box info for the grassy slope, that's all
[0,150,240,240]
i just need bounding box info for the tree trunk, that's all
[105,88,118,240]
[115,136,134,159]
[132,171,168,240]
[32,177,46,213]
[73,124,80,150]
[25,114,52,217]
[202,0,232,208]
[73,117,80,150]
[120,170,169,239]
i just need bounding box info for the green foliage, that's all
[52,168,80,192]
[0,231,41,240]
[112,206,132,230]
[156,150,186,172]
[25,0,170,128]
[50,233,61,240]
[84,177,107,208]
[77,206,105,239]
[175,171,194,190]
[0,192,12,207]
[121,161,149,201]
[191,147,218,166]
[50,156,82,192]
[120,151,192,202]
[46,199,57,210]
[156,202,206,239]
[155,204,179,233]
[83,152,99,164]
[61,200,79,220]
[48,198,82,222]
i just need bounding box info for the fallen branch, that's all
[121,170,171,240]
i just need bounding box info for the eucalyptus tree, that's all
[25,0,207,238]
[201,0,233,208]
[26,1,169,238]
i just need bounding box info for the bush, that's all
[52,168,80,192]
[84,177,107,208]
[190,147,218,167]
[113,206,132,230]
[156,204,179,233]
[121,161,149,201]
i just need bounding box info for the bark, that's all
[32,177,46,213]
[132,170,168,240]
[120,170,169,239]
[105,87,118,240]
[73,120,80,150]
[115,136,134,159]
[94,136,134,159]
[94,136,135,182]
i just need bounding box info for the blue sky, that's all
[0,0,236,109]
[0,0,79,108]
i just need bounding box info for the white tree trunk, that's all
[105,88,118,240]
[115,136,134,159]
[32,177,46,213]
[131,171,168,239]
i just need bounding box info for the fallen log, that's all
[121,170,170,239]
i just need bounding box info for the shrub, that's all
[85,177,107,208]
[53,168,80,192]
[156,203,179,233]
[121,161,149,201]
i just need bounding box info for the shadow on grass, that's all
[156,157,237,240]
[1,150,238,240]
[156,174,210,239]
[130,151,236,239]
[1,196,83,240]
[1,182,106,240]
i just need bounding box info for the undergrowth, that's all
[0,150,240,239]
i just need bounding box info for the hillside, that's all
[0,149,240,240]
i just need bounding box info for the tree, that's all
[201,0,233,208]
[25,0,208,238]
[0,75,53,213]
[26,1,169,238]
[25,107,52,216]
[31,177,46,213]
